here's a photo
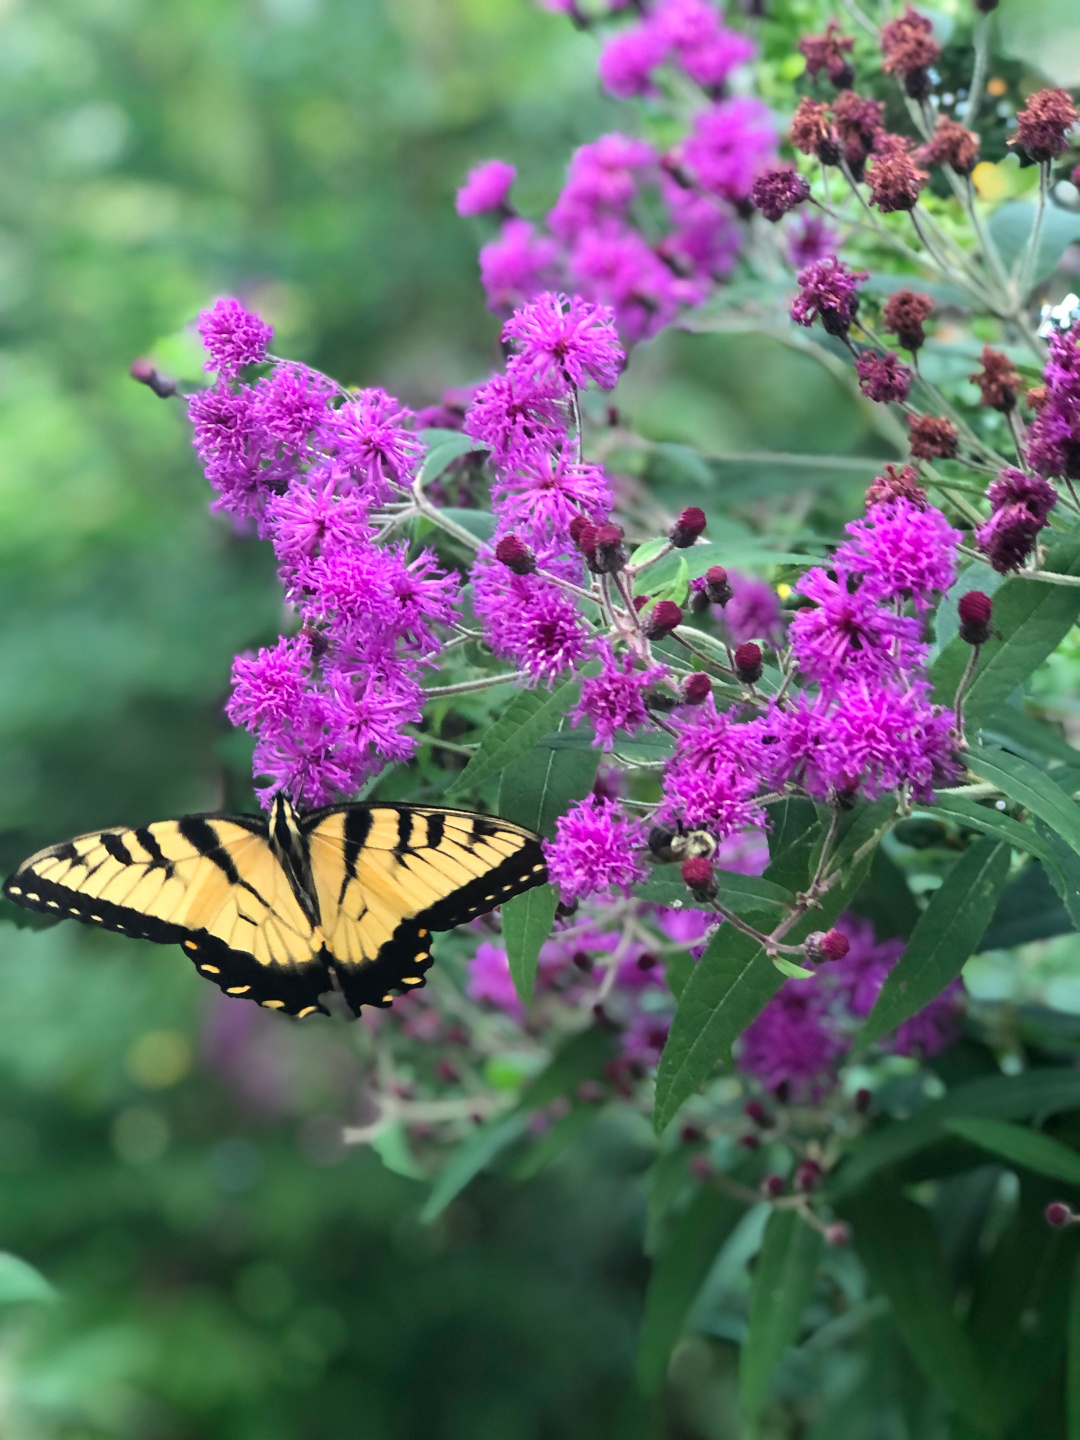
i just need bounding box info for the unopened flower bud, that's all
[669,506,707,548]
[734,641,763,684]
[806,928,850,964]
[854,1088,872,1114]
[130,357,179,399]
[593,522,628,574]
[644,600,683,638]
[958,590,993,646]
[745,1100,773,1129]
[435,1059,459,1082]
[825,1221,852,1247]
[681,855,717,902]
[495,533,537,576]
[739,1132,761,1150]
[680,1123,704,1144]
[681,673,712,705]
[688,1153,713,1180]
[568,514,590,544]
[761,1173,786,1199]
[794,1159,821,1193]
[1046,1201,1075,1227]
[703,565,733,607]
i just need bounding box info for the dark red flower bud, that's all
[794,1159,821,1193]
[739,1132,761,1150]
[669,506,707,548]
[495,533,537,576]
[825,1221,852,1247]
[745,1100,773,1129]
[883,289,933,352]
[568,514,591,545]
[130,358,178,399]
[633,594,649,613]
[593,522,628,574]
[576,522,598,555]
[703,565,733,607]
[734,641,763,684]
[1046,1201,1075,1227]
[958,590,993,646]
[681,672,712,705]
[688,1153,713,1180]
[681,855,717,901]
[680,1123,704,1143]
[806,928,850,963]
[644,600,683,638]
[854,1088,872,1114]
[761,1173,786,1199]
[435,1059,458,1082]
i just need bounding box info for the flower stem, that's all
[423,672,526,697]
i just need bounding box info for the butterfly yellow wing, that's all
[303,804,548,1014]
[3,816,333,1017]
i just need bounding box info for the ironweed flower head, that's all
[798,21,855,89]
[658,698,768,839]
[976,467,1057,572]
[492,444,612,539]
[723,573,784,645]
[598,23,668,98]
[198,297,273,378]
[548,134,657,241]
[1026,327,1080,481]
[915,116,980,174]
[880,6,940,98]
[543,796,650,905]
[791,566,927,689]
[750,166,811,222]
[1010,88,1078,164]
[785,213,838,268]
[479,220,562,313]
[813,678,959,802]
[856,350,913,404]
[883,290,933,351]
[503,291,624,391]
[866,462,927,508]
[866,133,927,213]
[790,98,841,166]
[791,256,867,337]
[472,548,590,684]
[908,414,959,461]
[678,96,777,203]
[655,0,756,88]
[254,363,336,455]
[837,496,961,610]
[464,370,568,470]
[456,159,516,216]
[322,388,425,500]
[970,346,1021,412]
[573,643,667,749]
[833,91,885,176]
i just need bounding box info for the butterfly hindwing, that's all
[3,816,333,1017]
[302,804,548,1013]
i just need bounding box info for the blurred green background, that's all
[0,0,1050,1435]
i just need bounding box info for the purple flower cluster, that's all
[544,795,650,905]
[976,467,1058,573]
[739,915,963,1099]
[189,298,461,806]
[598,0,756,98]
[1026,327,1080,484]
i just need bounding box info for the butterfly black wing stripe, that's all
[135,826,175,878]
[395,810,413,859]
[341,808,371,903]
[100,832,134,866]
[177,815,273,910]
[426,812,445,851]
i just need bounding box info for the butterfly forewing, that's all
[303,804,548,1013]
[3,817,333,1017]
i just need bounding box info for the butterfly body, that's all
[3,797,547,1018]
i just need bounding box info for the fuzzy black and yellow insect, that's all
[2,795,547,1017]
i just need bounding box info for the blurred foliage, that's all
[5,0,1080,1437]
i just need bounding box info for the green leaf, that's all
[446,680,580,797]
[1038,822,1080,931]
[982,706,1080,768]
[842,1184,994,1433]
[418,427,485,485]
[420,1111,531,1223]
[371,1121,428,1182]
[517,1026,617,1113]
[510,1103,599,1181]
[636,868,794,916]
[739,1210,824,1421]
[998,0,1080,87]
[989,200,1080,285]
[0,1253,55,1307]
[978,862,1074,951]
[945,1118,1080,1186]
[931,536,1080,724]
[497,743,597,841]
[629,536,671,569]
[655,812,884,1133]
[831,1068,1080,1198]
[435,507,496,543]
[764,797,820,893]
[643,540,822,593]
[501,883,558,1004]
[859,839,1011,1048]
[637,1183,747,1394]
[773,956,814,979]
[849,845,920,941]
[928,793,1062,872]
[1069,1254,1080,1440]
[966,744,1080,863]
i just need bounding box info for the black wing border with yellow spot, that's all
[300,802,549,1015]
[2,813,335,1019]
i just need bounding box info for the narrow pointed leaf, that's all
[497,744,597,841]
[931,535,1080,723]
[966,744,1080,862]
[636,869,794,915]
[418,427,485,485]
[945,1117,1080,1185]
[446,681,580,796]
[929,792,1062,873]
[740,1210,823,1420]
[502,882,558,1003]
[637,1183,747,1394]
[1069,1254,1080,1440]
[420,1111,532,1223]
[0,1254,55,1306]
[859,839,1011,1047]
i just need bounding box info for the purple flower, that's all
[503,292,624,391]
[678,97,778,204]
[976,467,1058,573]
[856,350,912,404]
[254,363,336,455]
[790,566,926,689]
[265,469,373,572]
[188,383,260,465]
[659,179,742,279]
[836,497,961,609]
[738,980,845,1100]
[303,543,459,655]
[321,388,425,499]
[466,942,524,1019]
[654,0,756,87]
[658,698,767,839]
[833,914,961,1056]
[472,548,590,684]
[548,134,658,241]
[572,643,667,749]
[723,573,784,646]
[785,213,838,269]
[543,796,649,906]
[598,23,668,98]
[456,160,516,217]
[197,298,273,378]
[791,256,867,336]
[479,219,562,314]
[186,384,287,519]
[750,166,810,222]
[568,224,687,343]
[463,371,568,470]
[892,983,963,1057]
[492,444,611,539]
[619,1010,673,1071]
[813,678,960,802]
[227,634,312,731]
[1028,329,1080,481]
